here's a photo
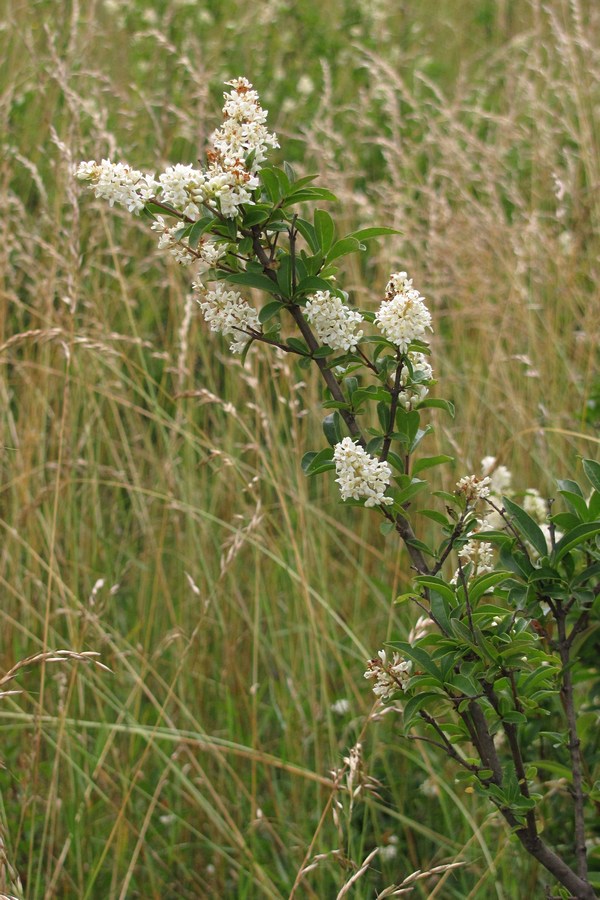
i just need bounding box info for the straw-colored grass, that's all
[0,0,598,896]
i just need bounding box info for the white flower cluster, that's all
[364,649,412,701]
[398,351,433,409]
[523,488,548,523]
[75,160,158,213]
[481,456,512,496]
[304,290,364,352]
[78,78,277,222]
[151,216,195,266]
[193,281,260,354]
[456,474,491,503]
[408,614,434,644]
[458,537,495,574]
[375,271,432,352]
[333,437,393,507]
[157,160,258,221]
[211,77,279,172]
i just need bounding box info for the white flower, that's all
[480,456,512,495]
[194,281,260,354]
[151,216,195,265]
[333,437,393,507]
[408,614,433,644]
[198,239,227,269]
[78,79,278,225]
[397,351,433,409]
[158,164,206,219]
[523,488,547,523]
[458,538,495,574]
[330,698,351,715]
[375,272,432,352]
[456,475,491,503]
[304,290,364,352]
[364,649,412,701]
[211,77,279,172]
[76,159,158,213]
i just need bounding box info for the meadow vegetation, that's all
[1,0,599,896]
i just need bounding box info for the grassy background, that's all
[1,0,599,896]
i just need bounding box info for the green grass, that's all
[1,0,599,896]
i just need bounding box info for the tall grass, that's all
[1,0,598,895]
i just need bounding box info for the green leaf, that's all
[294,218,319,253]
[417,508,450,526]
[410,425,433,454]
[276,255,292,298]
[503,496,548,557]
[188,216,216,247]
[430,592,452,633]
[326,237,364,263]
[392,641,443,681]
[286,337,310,356]
[282,187,337,206]
[448,673,481,697]
[583,458,600,493]
[413,576,456,603]
[502,710,527,725]
[417,398,455,417]
[295,275,334,296]
[322,412,342,447]
[272,166,291,196]
[260,168,281,203]
[395,479,428,505]
[558,489,588,520]
[469,572,513,604]
[377,401,390,432]
[314,209,335,253]
[258,300,283,324]
[553,522,600,561]
[242,206,271,227]
[288,173,319,190]
[301,447,335,476]
[412,455,454,476]
[405,537,436,557]
[557,478,585,497]
[226,271,280,294]
[402,691,444,729]
[551,512,582,530]
[346,226,400,241]
[589,490,600,520]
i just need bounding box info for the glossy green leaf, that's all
[503,496,548,557]
[346,226,400,241]
[226,271,280,294]
[295,275,334,296]
[583,458,600,493]
[417,398,455,417]
[294,218,319,253]
[258,300,283,325]
[412,455,454,476]
[322,412,342,447]
[314,209,335,253]
[326,237,364,263]
[553,522,600,560]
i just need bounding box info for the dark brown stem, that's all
[379,354,405,462]
[431,510,469,576]
[417,711,480,773]
[482,682,538,840]
[465,701,504,784]
[556,606,589,883]
[248,227,431,576]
